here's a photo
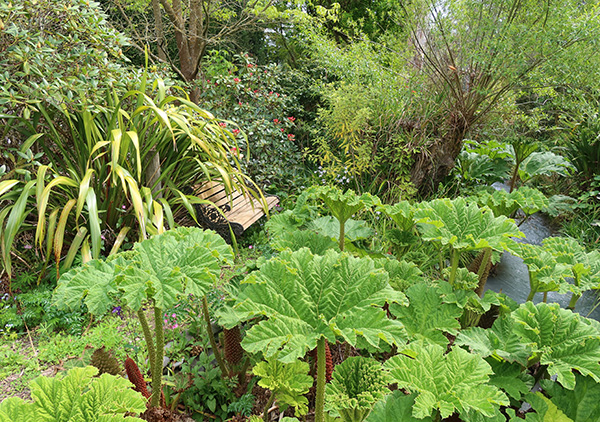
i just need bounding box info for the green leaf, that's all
[376,258,425,292]
[485,359,534,401]
[415,197,524,252]
[519,151,574,183]
[390,283,462,347]
[525,392,574,422]
[308,186,380,225]
[541,374,600,422]
[511,302,600,389]
[222,248,407,363]
[120,228,233,310]
[307,216,375,242]
[384,343,508,419]
[253,356,312,416]
[325,357,389,422]
[456,315,532,366]
[0,366,145,422]
[271,229,340,254]
[543,237,600,294]
[53,259,119,316]
[378,201,415,232]
[366,392,433,422]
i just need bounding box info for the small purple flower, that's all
[111,306,122,318]
[249,245,253,249]
[24,244,32,250]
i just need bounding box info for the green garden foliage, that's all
[0,366,146,422]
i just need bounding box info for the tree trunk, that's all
[410,110,470,195]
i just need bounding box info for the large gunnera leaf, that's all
[271,229,340,254]
[220,248,407,363]
[366,392,433,422]
[307,216,375,242]
[511,302,600,389]
[456,315,532,366]
[415,197,523,251]
[390,283,462,347]
[541,374,600,422]
[54,228,233,314]
[384,343,508,420]
[543,236,600,294]
[0,366,145,422]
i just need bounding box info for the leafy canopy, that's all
[219,248,407,363]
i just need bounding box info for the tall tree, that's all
[403,0,600,193]
[106,0,274,99]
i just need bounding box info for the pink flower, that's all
[247,63,254,68]
[273,119,279,124]
[172,313,176,318]
[238,101,242,105]
[287,134,295,141]
[288,116,296,122]
[232,129,240,136]
[249,245,254,249]
[281,128,285,132]
[233,78,240,83]
[253,90,258,93]
[24,244,32,250]
[219,122,227,127]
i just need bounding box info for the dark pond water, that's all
[484,211,600,321]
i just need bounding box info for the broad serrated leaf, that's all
[390,283,461,347]
[541,374,600,422]
[307,216,375,242]
[120,228,232,310]
[510,186,549,216]
[415,197,524,252]
[3,366,146,422]
[519,151,574,183]
[221,248,407,362]
[375,258,425,292]
[485,359,534,400]
[526,392,574,422]
[53,259,118,316]
[378,201,415,231]
[271,229,340,254]
[543,237,600,295]
[512,302,600,389]
[385,343,508,419]
[308,186,380,225]
[253,356,312,416]
[456,316,532,366]
[366,392,433,422]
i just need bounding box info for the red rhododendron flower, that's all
[233,78,240,83]
[219,122,227,127]
[288,116,296,122]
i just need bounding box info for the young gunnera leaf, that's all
[415,197,524,251]
[456,315,532,366]
[325,357,389,422]
[307,216,375,242]
[541,374,600,422]
[384,343,508,420]
[220,248,407,363]
[0,366,145,422]
[376,258,425,292]
[253,356,313,416]
[485,359,535,401]
[365,392,433,422]
[511,302,600,389]
[390,283,462,347]
[271,230,340,254]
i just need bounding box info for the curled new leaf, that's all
[253,356,313,416]
[325,357,390,422]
